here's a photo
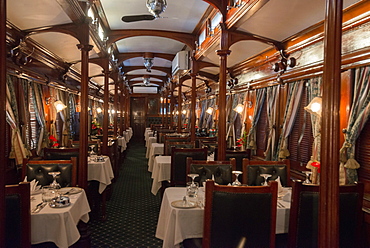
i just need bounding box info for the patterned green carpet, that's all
[90,140,163,248]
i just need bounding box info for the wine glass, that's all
[48,171,61,190]
[232,171,243,186]
[89,145,96,156]
[187,173,199,186]
[303,171,312,184]
[260,173,272,186]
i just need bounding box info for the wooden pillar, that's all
[120,83,124,136]
[170,80,175,129]
[113,76,119,136]
[102,59,110,155]
[190,72,197,142]
[125,89,129,130]
[77,39,93,189]
[0,0,6,244]
[161,92,164,125]
[177,80,182,132]
[165,89,169,128]
[216,22,231,161]
[319,0,342,247]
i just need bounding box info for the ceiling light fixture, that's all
[143,57,153,72]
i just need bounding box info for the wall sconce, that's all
[206,107,214,115]
[54,100,67,112]
[247,101,253,108]
[175,111,179,115]
[182,109,187,115]
[233,103,244,114]
[96,107,103,114]
[304,96,322,117]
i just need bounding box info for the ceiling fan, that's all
[122,0,167,23]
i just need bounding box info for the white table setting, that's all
[30,187,90,248]
[88,155,114,194]
[146,136,157,157]
[156,186,291,248]
[117,136,127,152]
[151,155,171,195]
[147,142,164,171]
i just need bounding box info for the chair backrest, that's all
[203,180,278,248]
[170,147,208,186]
[22,158,77,187]
[71,141,99,154]
[157,129,176,143]
[186,157,236,185]
[5,182,31,248]
[199,140,218,155]
[196,136,217,148]
[288,181,364,248]
[164,140,194,155]
[242,159,291,186]
[214,148,251,172]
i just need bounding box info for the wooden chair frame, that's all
[164,140,194,156]
[22,158,78,187]
[170,147,208,186]
[242,159,291,186]
[186,157,236,185]
[288,181,364,248]
[203,180,278,248]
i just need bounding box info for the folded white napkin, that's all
[23,177,41,193]
[275,176,284,193]
[282,191,291,202]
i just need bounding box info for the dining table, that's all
[117,136,127,152]
[156,187,291,248]
[88,155,114,194]
[150,154,214,195]
[147,143,164,171]
[146,136,157,157]
[31,188,90,248]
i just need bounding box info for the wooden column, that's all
[0,0,6,244]
[177,79,182,132]
[102,59,110,155]
[113,76,119,136]
[120,83,124,136]
[125,89,129,130]
[166,89,169,128]
[190,72,197,142]
[319,0,342,247]
[77,40,93,190]
[161,92,164,125]
[170,80,175,129]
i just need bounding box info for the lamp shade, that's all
[233,103,244,114]
[304,96,322,117]
[206,107,214,115]
[54,100,67,112]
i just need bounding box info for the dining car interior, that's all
[2,0,370,247]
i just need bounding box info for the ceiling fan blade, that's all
[121,15,156,23]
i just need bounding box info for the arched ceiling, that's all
[6,0,362,98]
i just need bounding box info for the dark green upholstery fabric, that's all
[247,164,288,186]
[43,148,79,161]
[171,148,208,186]
[25,163,73,187]
[189,164,233,185]
[210,191,272,248]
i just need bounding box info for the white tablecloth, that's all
[88,156,114,194]
[146,136,157,157]
[117,136,127,152]
[145,130,154,142]
[31,190,90,248]
[156,187,291,248]
[151,155,171,195]
[148,143,164,171]
[126,128,133,140]
[150,155,214,195]
[122,131,130,143]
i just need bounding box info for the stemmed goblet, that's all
[186,174,199,198]
[303,171,312,184]
[260,173,272,186]
[48,171,61,190]
[89,145,96,156]
[187,173,199,186]
[232,171,243,186]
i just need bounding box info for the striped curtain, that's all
[264,86,280,160]
[340,66,370,184]
[32,83,48,155]
[274,80,304,160]
[246,88,266,151]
